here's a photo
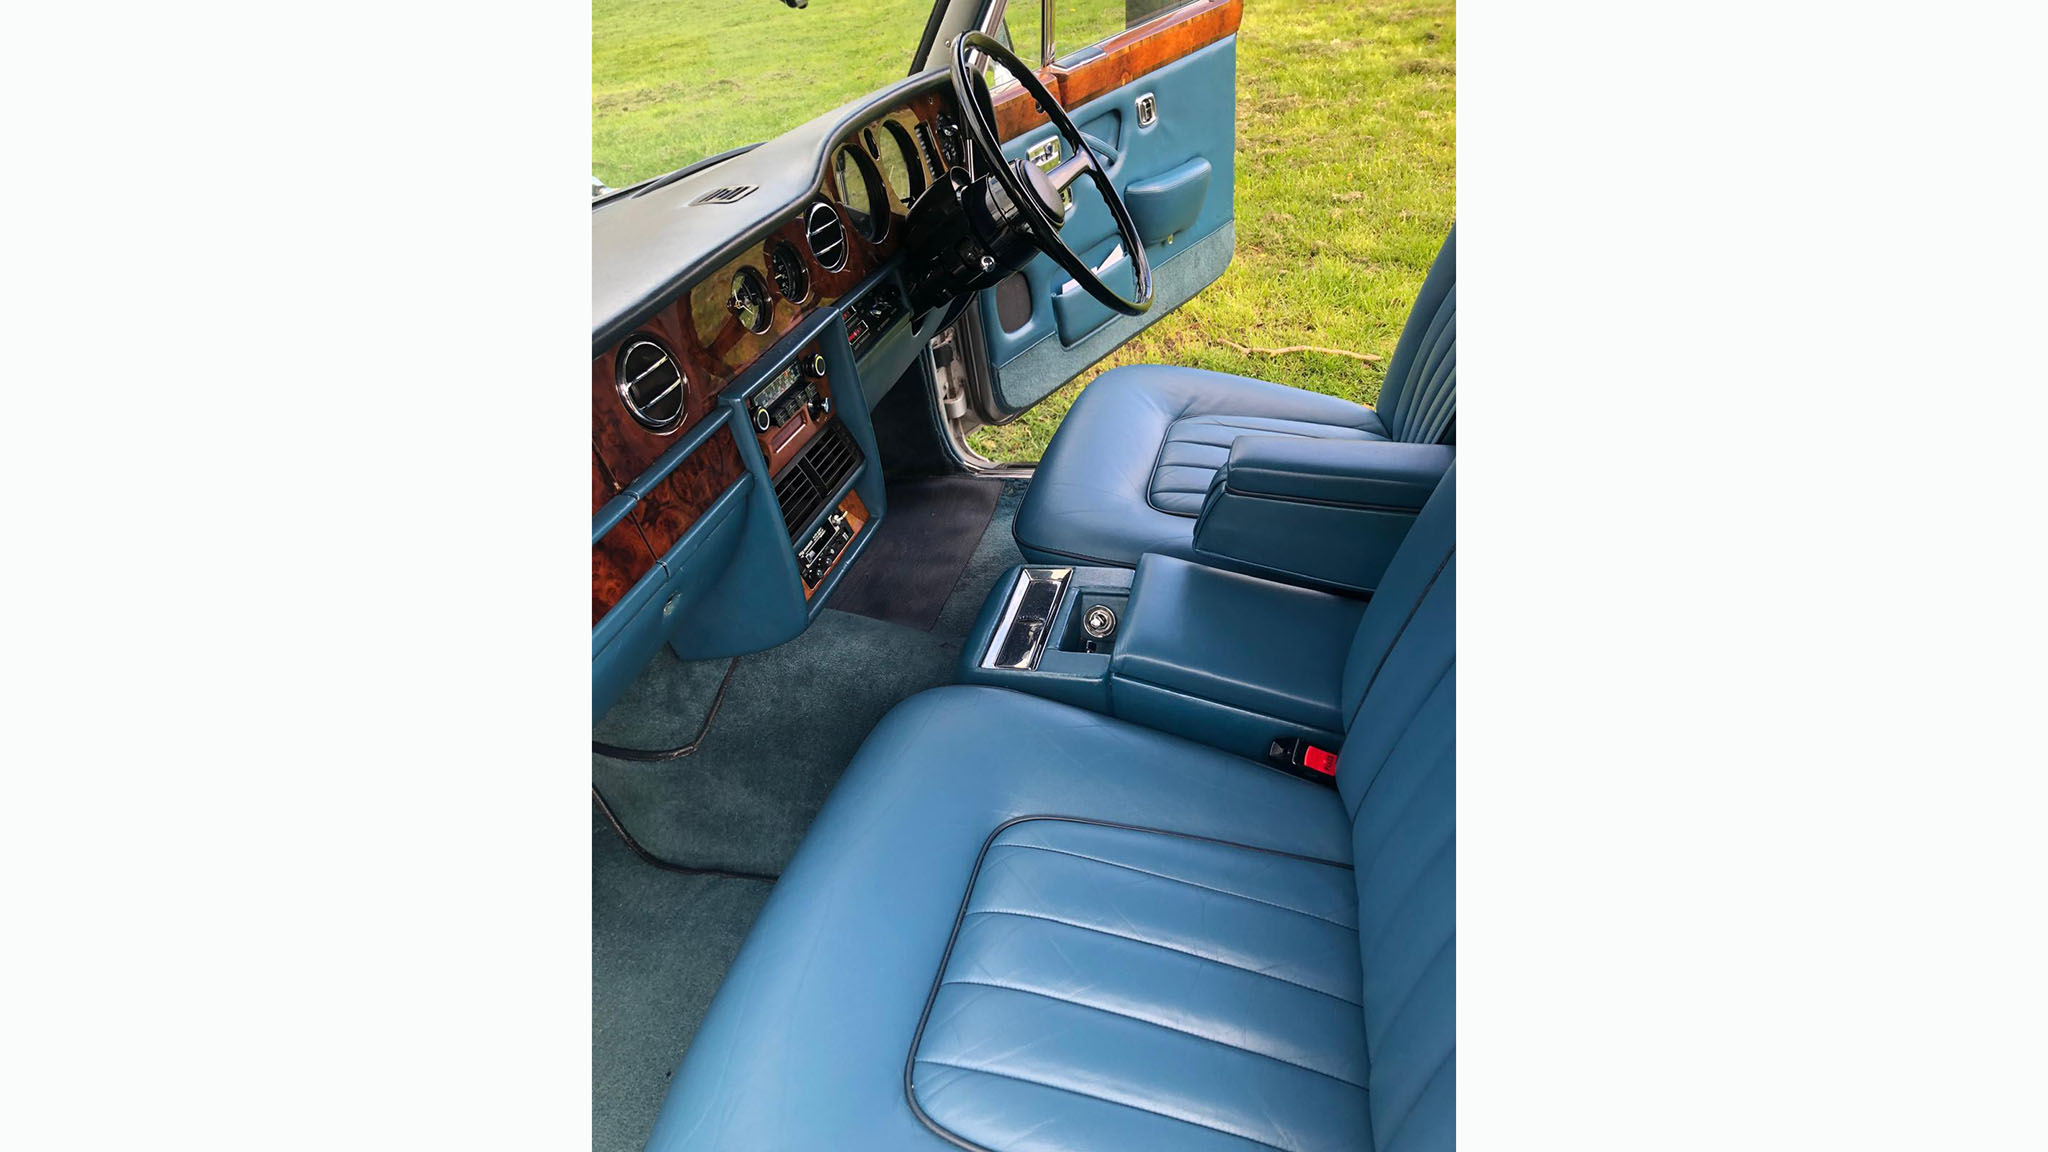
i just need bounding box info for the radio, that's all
[797,508,856,587]
[750,351,831,433]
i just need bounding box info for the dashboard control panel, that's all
[845,283,905,358]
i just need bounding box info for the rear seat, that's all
[645,466,1457,1152]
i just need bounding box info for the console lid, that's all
[1194,437,1454,593]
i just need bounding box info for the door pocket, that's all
[1127,157,1212,247]
[1052,242,1134,346]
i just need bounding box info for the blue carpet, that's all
[591,479,1026,1152]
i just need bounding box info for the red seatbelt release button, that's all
[1266,737,1340,785]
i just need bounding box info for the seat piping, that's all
[911,1057,1296,1152]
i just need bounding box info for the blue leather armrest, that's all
[1109,554,1364,758]
[1127,157,1212,247]
[1193,437,1454,594]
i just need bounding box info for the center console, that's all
[960,555,1368,761]
[746,339,869,598]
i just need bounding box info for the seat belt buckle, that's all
[1267,737,1340,785]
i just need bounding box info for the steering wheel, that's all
[950,32,1153,317]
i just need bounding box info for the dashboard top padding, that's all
[592,69,951,354]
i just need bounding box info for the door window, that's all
[991,0,1207,69]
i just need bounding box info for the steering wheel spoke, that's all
[1047,149,1095,194]
[950,32,1153,317]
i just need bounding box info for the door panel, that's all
[975,0,1241,415]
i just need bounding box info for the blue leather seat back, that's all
[1338,464,1458,740]
[1337,463,1456,1150]
[1372,227,1458,445]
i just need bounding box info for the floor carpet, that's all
[591,804,772,1152]
[591,479,1026,1152]
[830,476,1005,631]
[591,478,1025,873]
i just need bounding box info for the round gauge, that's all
[833,144,888,242]
[766,240,809,303]
[877,121,925,208]
[728,266,772,334]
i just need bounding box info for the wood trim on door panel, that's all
[990,0,1242,141]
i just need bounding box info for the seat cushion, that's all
[643,685,1353,1152]
[911,818,1369,1152]
[1015,364,1387,568]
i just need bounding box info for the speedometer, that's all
[876,122,924,208]
[833,145,888,242]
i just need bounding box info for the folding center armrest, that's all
[1110,553,1368,758]
[1195,436,1454,593]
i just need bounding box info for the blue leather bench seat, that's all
[644,468,1457,1152]
[1015,227,1456,572]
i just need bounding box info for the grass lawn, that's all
[594,0,1455,462]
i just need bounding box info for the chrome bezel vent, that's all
[615,336,686,433]
[805,201,847,272]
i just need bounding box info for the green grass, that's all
[593,0,1454,461]
[593,0,936,188]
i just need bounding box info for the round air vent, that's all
[615,336,686,433]
[805,201,846,272]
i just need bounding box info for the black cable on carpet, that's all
[591,785,779,883]
[591,657,739,762]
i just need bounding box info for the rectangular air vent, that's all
[772,422,862,539]
[690,184,758,205]
[914,122,944,177]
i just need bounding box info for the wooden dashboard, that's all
[592,88,961,626]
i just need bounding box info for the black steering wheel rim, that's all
[949,31,1153,317]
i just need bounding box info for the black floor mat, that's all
[830,476,1005,631]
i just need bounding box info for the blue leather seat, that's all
[644,468,1457,1152]
[1015,227,1456,570]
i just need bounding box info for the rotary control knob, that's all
[806,352,828,378]
[753,406,772,432]
[808,394,833,421]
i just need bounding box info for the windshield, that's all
[594,0,940,191]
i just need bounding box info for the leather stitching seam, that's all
[912,1057,1296,1152]
[965,908,1364,1007]
[991,840,1358,929]
[939,978,1368,1089]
